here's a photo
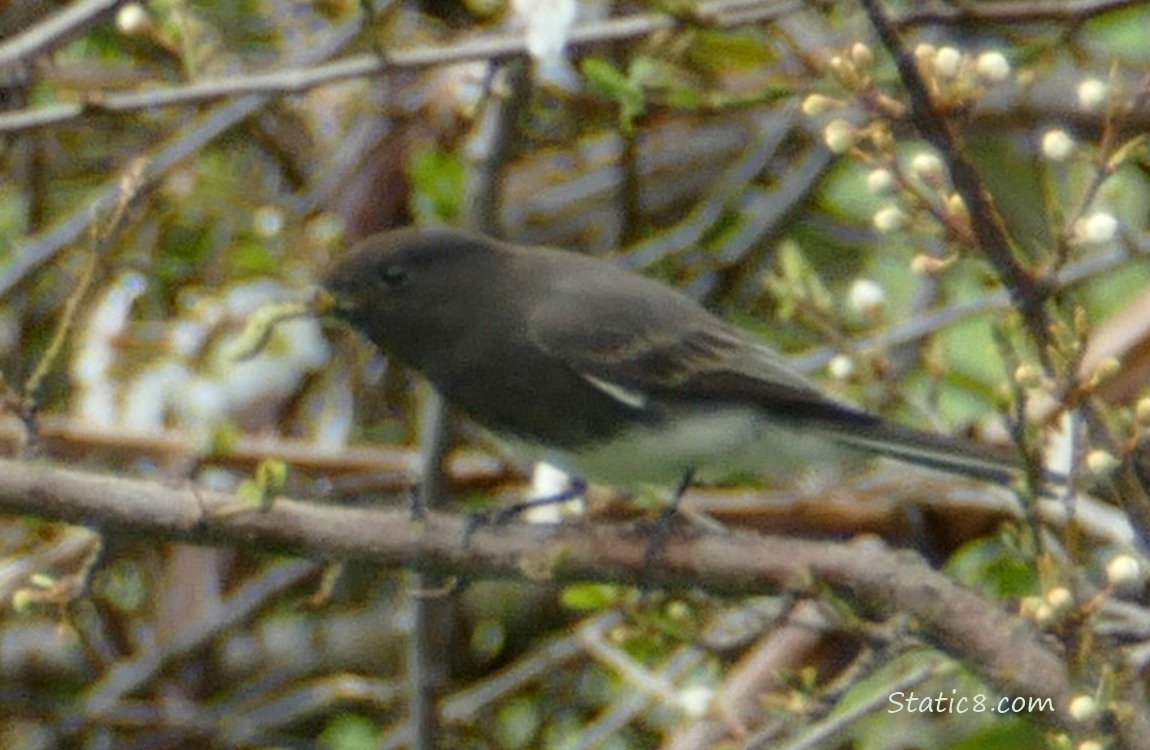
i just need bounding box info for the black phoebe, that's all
[321,226,1023,490]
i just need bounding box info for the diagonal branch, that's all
[0,0,129,69]
[858,0,1055,361]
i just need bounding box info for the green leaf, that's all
[318,714,380,750]
[582,57,638,103]
[496,696,541,750]
[561,582,622,610]
[407,145,465,223]
[945,536,1037,599]
[582,57,646,132]
[685,29,775,73]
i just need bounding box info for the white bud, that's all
[1106,554,1143,587]
[1041,129,1076,162]
[909,152,945,185]
[823,119,856,154]
[866,168,895,194]
[850,42,874,68]
[801,93,836,117]
[1014,363,1042,388]
[1019,595,1043,618]
[848,278,885,318]
[975,51,1011,82]
[1086,449,1120,476]
[676,686,713,718]
[116,3,151,35]
[252,205,284,238]
[934,47,962,78]
[1045,587,1073,611]
[1074,212,1119,244]
[1078,741,1104,750]
[828,354,855,380]
[1033,602,1056,626]
[1077,78,1107,112]
[1069,695,1099,722]
[944,192,968,222]
[873,206,908,233]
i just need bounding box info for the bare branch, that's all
[0,0,128,69]
[859,0,1055,362]
[0,0,802,135]
[897,0,1146,27]
[0,456,1074,725]
[0,12,367,296]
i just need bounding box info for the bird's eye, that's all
[377,265,408,288]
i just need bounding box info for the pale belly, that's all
[500,405,860,488]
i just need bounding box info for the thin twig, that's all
[0,12,366,297]
[858,0,1056,365]
[897,0,1144,27]
[0,0,801,135]
[0,0,128,69]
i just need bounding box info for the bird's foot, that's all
[463,480,587,546]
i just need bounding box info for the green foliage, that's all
[229,237,282,276]
[236,459,289,510]
[407,145,466,223]
[582,57,647,133]
[1083,3,1150,61]
[318,714,382,750]
[947,718,1046,750]
[763,240,834,322]
[684,28,775,73]
[561,582,623,611]
[93,559,148,612]
[496,695,542,749]
[946,536,1038,600]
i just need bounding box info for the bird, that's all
[319,225,1026,497]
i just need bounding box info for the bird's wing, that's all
[526,278,1022,483]
[526,286,869,423]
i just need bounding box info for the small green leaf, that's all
[237,459,289,510]
[686,29,775,73]
[407,146,465,223]
[582,57,637,102]
[561,582,622,610]
[946,536,1037,599]
[318,713,380,750]
[582,57,646,132]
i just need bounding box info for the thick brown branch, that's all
[0,457,1073,725]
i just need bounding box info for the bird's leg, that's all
[669,468,696,514]
[407,484,426,521]
[493,477,588,525]
[639,468,697,569]
[463,478,588,545]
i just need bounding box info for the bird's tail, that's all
[824,418,1029,487]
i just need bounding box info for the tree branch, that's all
[0,0,128,69]
[0,0,800,135]
[859,0,1056,362]
[0,10,368,297]
[0,456,1074,726]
